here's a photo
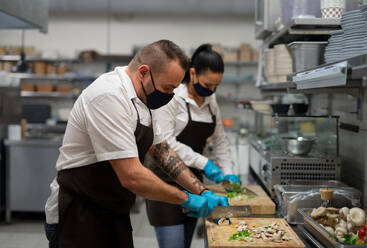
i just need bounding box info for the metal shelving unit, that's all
[20,91,76,98]
[0,55,77,62]
[4,72,99,81]
[265,18,341,47]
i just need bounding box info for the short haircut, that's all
[182,43,224,83]
[129,40,190,74]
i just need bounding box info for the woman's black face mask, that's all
[140,70,175,109]
[193,80,215,97]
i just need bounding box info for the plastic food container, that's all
[274,183,361,224]
[321,0,345,19]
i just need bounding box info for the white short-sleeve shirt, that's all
[45,66,164,223]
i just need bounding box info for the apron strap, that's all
[185,100,216,124]
[131,99,153,127]
[185,102,192,121]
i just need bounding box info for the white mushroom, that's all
[347,221,354,232]
[327,207,339,214]
[273,231,282,240]
[335,226,347,237]
[324,226,335,235]
[261,233,270,242]
[349,208,366,227]
[339,207,350,220]
[311,207,327,219]
[327,213,339,219]
[237,225,246,232]
[218,218,230,226]
[336,219,347,229]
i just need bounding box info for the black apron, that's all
[57,100,154,248]
[146,100,216,226]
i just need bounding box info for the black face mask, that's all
[193,81,215,97]
[140,71,175,110]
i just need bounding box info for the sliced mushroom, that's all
[311,207,327,219]
[349,208,366,227]
[237,225,246,232]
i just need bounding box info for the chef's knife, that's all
[209,205,252,219]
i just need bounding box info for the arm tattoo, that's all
[150,141,185,179]
[149,141,205,192]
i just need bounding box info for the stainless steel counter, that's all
[4,138,62,147]
[4,138,60,223]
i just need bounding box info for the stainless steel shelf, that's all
[265,18,341,47]
[258,82,296,91]
[0,55,77,62]
[222,75,255,83]
[5,72,99,81]
[21,91,76,98]
[224,61,258,66]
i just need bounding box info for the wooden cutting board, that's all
[206,218,305,248]
[205,185,275,215]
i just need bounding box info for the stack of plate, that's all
[324,5,367,63]
[264,48,275,82]
[274,44,293,81]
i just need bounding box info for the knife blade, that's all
[209,206,252,219]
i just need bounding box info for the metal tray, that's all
[298,208,367,248]
[298,224,326,248]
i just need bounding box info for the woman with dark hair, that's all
[145,44,239,248]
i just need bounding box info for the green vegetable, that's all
[226,192,238,198]
[265,226,271,229]
[229,183,243,193]
[228,230,251,241]
[343,234,361,245]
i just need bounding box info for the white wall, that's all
[0,14,260,58]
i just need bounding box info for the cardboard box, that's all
[239,43,252,62]
[252,50,259,62]
[222,50,238,62]
[211,44,224,56]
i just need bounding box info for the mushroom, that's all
[218,218,230,226]
[336,219,347,229]
[335,226,347,237]
[237,225,246,232]
[349,208,366,227]
[311,207,327,219]
[273,231,282,240]
[325,216,339,227]
[339,207,350,220]
[324,226,335,235]
[327,207,339,214]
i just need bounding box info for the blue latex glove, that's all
[201,190,229,210]
[204,160,224,184]
[224,174,240,184]
[180,191,212,218]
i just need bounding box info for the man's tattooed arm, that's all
[149,140,207,194]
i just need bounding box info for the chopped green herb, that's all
[264,226,271,229]
[228,230,251,241]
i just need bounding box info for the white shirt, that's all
[151,83,234,175]
[45,66,164,224]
